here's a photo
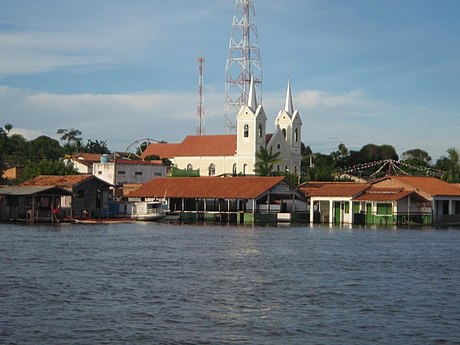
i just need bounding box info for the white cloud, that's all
[0,85,457,160]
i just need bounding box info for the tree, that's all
[19,159,79,183]
[4,123,12,135]
[254,146,281,176]
[347,143,398,165]
[83,139,110,154]
[401,148,432,164]
[28,136,64,161]
[57,128,83,154]
[436,147,460,182]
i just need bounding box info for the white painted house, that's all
[93,159,168,196]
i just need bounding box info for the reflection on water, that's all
[1,222,459,344]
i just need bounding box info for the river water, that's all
[1,222,459,345]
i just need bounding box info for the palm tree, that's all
[4,123,12,135]
[441,147,460,182]
[254,146,281,176]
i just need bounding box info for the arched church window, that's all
[208,163,216,176]
[282,128,287,139]
[187,163,193,170]
[294,128,298,142]
[244,124,249,138]
[277,143,281,150]
[232,163,237,175]
[243,164,248,175]
[277,165,280,172]
[258,124,263,138]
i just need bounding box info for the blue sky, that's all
[1,0,459,160]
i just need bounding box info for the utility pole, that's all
[224,0,262,132]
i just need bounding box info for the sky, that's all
[1,0,459,160]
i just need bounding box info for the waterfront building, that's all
[127,176,308,224]
[371,176,460,224]
[300,176,460,225]
[141,79,302,177]
[19,174,112,219]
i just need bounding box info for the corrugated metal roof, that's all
[0,186,72,196]
[128,176,286,199]
[20,175,111,189]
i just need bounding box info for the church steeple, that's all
[284,80,294,115]
[247,75,257,111]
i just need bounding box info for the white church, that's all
[141,78,302,177]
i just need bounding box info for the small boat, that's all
[73,217,136,224]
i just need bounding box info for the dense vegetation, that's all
[1,123,459,184]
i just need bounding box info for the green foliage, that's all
[28,136,64,161]
[83,139,110,154]
[436,147,460,182]
[254,146,281,176]
[170,166,200,177]
[57,128,83,154]
[19,159,79,183]
[347,143,398,165]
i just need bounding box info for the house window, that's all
[243,164,248,175]
[258,124,263,138]
[285,165,288,172]
[187,163,193,170]
[135,172,143,176]
[118,170,125,175]
[154,172,162,176]
[77,189,85,198]
[277,165,280,172]
[294,128,299,142]
[208,163,216,176]
[232,163,237,175]
[244,124,249,138]
[277,143,280,150]
[377,203,392,215]
[282,128,286,139]
[98,171,102,175]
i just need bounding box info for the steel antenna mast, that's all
[196,57,205,136]
[224,0,262,132]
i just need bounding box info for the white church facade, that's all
[141,79,302,177]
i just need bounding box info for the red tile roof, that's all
[353,187,429,202]
[20,174,98,189]
[141,143,181,159]
[127,176,285,199]
[114,159,164,166]
[300,182,370,197]
[71,153,102,163]
[173,135,237,157]
[372,176,460,197]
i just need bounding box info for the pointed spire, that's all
[247,75,257,110]
[284,80,294,115]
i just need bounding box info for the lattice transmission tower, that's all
[196,57,205,136]
[224,0,262,132]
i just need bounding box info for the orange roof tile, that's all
[173,135,237,157]
[354,187,429,202]
[300,182,370,197]
[141,143,181,159]
[128,176,285,199]
[372,176,460,197]
[72,153,102,163]
[20,174,107,190]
